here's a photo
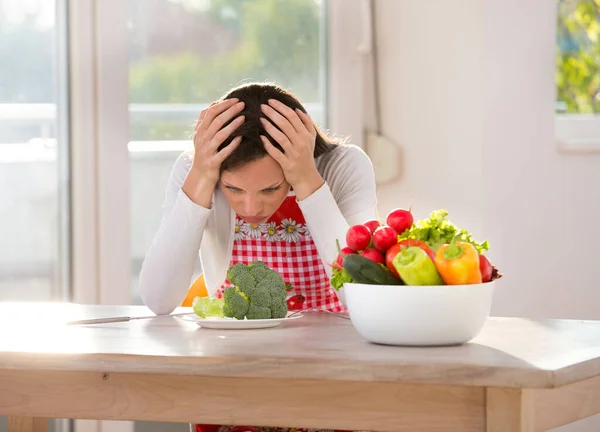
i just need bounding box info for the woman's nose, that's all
[243,196,262,216]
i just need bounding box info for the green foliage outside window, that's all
[556,0,600,114]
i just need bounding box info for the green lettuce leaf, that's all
[398,209,489,254]
[193,297,225,318]
[330,267,353,291]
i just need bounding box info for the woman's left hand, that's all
[260,99,325,200]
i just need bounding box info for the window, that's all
[0,0,70,431]
[128,0,329,304]
[0,0,70,302]
[555,0,600,152]
[61,0,363,314]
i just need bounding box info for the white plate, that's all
[178,312,304,329]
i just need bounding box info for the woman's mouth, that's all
[242,216,268,224]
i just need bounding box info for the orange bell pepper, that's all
[435,241,482,285]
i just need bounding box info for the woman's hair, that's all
[216,82,344,172]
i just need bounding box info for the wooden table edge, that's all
[3,369,600,432]
[0,352,580,389]
[486,373,600,431]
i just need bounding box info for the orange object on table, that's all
[182,274,208,306]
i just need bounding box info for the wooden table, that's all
[1,303,600,432]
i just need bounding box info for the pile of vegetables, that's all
[331,208,501,289]
[193,261,289,320]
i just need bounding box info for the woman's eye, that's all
[263,187,280,193]
[227,186,242,193]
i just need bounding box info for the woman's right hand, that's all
[182,98,245,207]
[192,98,245,184]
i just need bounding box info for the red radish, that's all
[287,294,305,311]
[346,224,371,252]
[372,225,398,252]
[360,248,385,264]
[386,208,414,235]
[479,254,493,283]
[363,219,382,234]
[336,247,357,268]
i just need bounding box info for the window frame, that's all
[556,115,600,153]
[69,0,131,308]
[554,1,600,154]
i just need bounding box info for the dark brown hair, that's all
[217,82,343,172]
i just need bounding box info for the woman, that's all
[139,83,377,432]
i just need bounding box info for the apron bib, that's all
[217,195,346,313]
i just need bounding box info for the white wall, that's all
[482,0,600,322]
[373,0,484,235]
[373,1,599,430]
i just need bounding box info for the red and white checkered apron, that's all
[217,194,346,313]
[195,195,354,432]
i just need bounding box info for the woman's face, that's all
[220,156,290,224]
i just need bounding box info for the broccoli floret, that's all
[224,261,290,320]
[227,263,257,295]
[246,304,271,320]
[270,302,288,319]
[249,261,285,288]
[222,286,249,320]
[252,261,288,315]
[248,288,271,308]
[248,260,269,270]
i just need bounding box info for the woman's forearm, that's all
[138,192,212,315]
[139,155,215,315]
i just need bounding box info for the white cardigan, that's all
[139,144,378,315]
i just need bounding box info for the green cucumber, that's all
[343,254,403,285]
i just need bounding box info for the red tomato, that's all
[479,254,493,283]
[385,243,403,278]
[398,239,435,261]
[385,239,436,278]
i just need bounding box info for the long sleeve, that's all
[138,152,212,315]
[298,145,378,279]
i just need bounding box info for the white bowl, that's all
[335,286,347,307]
[343,281,496,346]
